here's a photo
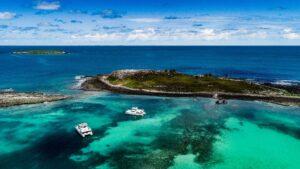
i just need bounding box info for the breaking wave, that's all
[272,80,300,86]
[72,75,90,89]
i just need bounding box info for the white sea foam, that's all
[0,88,14,92]
[75,75,84,80]
[272,80,300,86]
[72,75,90,89]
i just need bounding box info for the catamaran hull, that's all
[75,126,93,137]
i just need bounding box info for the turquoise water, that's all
[0,93,300,169]
[0,46,300,168]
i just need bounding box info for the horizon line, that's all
[1,45,300,47]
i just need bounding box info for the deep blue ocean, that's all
[1,46,300,169]
[1,46,300,93]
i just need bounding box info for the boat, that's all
[125,107,146,116]
[75,123,93,137]
[216,99,228,105]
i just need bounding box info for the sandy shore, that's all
[0,92,69,107]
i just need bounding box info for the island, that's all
[0,91,69,107]
[81,69,300,106]
[12,49,67,55]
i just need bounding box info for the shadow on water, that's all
[0,129,101,169]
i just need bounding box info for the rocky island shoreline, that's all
[0,91,69,108]
[81,69,300,106]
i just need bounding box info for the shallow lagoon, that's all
[0,92,300,169]
[1,46,300,168]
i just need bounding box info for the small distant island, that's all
[81,69,300,106]
[13,49,67,55]
[0,91,69,107]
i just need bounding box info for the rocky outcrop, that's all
[0,92,69,107]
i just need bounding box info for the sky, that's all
[1,0,300,45]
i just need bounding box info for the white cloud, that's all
[178,28,232,40]
[72,27,234,42]
[283,33,300,39]
[127,28,158,40]
[200,29,228,40]
[72,33,121,41]
[283,28,292,33]
[35,1,60,10]
[282,28,300,39]
[128,18,162,23]
[245,32,268,39]
[0,12,16,20]
[68,24,299,44]
[233,29,268,39]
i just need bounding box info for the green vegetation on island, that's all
[81,70,300,106]
[13,49,66,55]
[106,70,289,95]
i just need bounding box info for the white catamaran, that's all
[75,123,93,137]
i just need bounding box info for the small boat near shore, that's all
[125,107,146,116]
[216,99,228,105]
[75,123,93,137]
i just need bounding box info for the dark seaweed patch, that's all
[258,122,300,139]
[52,102,106,114]
[234,111,256,120]
[150,109,226,166]
[191,123,222,163]
[0,121,21,128]
[153,131,189,154]
[109,145,146,169]
[0,130,86,169]
[231,106,300,140]
[74,152,108,169]
[109,145,176,169]
[32,131,89,159]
